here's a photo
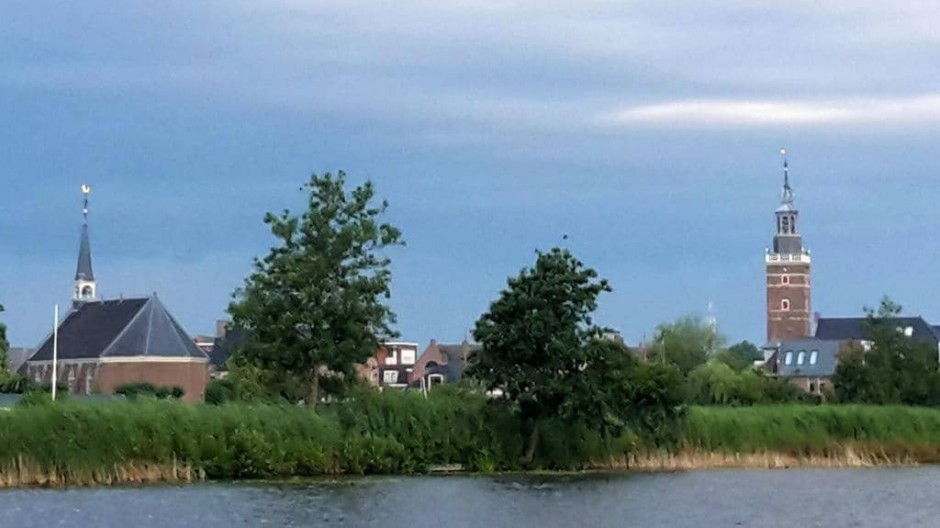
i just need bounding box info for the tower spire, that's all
[74,185,96,306]
[780,148,794,205]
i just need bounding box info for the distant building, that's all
[410,339,480,388]
[23,185,210,401]
[765,150,812,346]
[815,316,940,353]
[358,341,419,390]
[772,338,847,397]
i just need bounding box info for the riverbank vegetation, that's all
[4,395,940,487]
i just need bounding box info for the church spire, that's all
[74,184,96,306]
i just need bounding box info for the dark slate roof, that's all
[75,224,94,281]
[776,338,840,378]
[815,316,940,344]
[209,328,248,369]
[29,296,209,362]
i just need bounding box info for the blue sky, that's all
[2,2,939,348]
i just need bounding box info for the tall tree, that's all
[833,297,940,405]
[468,248,612,465]
[647,315,725,377]
[715,340,763,371]
[229,172,402,407]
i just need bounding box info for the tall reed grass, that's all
[3,396,940,487]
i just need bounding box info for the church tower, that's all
[73,184,96,307]
[766,150,811,344]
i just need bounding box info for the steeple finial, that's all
[81,184,90,225]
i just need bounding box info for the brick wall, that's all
[97,361,210,402]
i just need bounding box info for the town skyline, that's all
[3,2,940,348]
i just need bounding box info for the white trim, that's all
[26,358,100,367]
[99,356,209,364]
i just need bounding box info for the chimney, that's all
[216,319,230,339]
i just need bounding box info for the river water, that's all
[1,468,937,527]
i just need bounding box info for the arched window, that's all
[796,351,806,365]
[784,351,793,365]
[782,216,790,234]
[85,369,95,395]
[781,299,790,311]
[809,350,818,365]
[67,369,76,393]
[781,275,790,285]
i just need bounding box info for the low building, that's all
[358,341,419,390]
[815,316,940,354]
[773,338,845,397]
[410,339,480,388]
[25,296,211,402]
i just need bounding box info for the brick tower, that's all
[765,149,811,344]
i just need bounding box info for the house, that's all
[410,339,480,388]
[25,295,211,402]
[773,338,846,396]
[358,342,419,390]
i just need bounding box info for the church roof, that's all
[29,296,209,362]
[75,224,94,281]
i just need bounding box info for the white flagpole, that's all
[52,304,58,401]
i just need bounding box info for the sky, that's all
[2,1,939,348]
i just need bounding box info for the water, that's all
[1,468,938,527]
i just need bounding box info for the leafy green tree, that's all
[468,248,612,465]
[647,315,725,377]
[833,297,940,405]
[229,172,403,407]
[715,340,762,371]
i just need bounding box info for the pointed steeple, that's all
[779,148,795,208]
[74,185,97,306]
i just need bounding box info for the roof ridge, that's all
[143,296,156,357]
[99,298,150,357]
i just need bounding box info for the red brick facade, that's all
[28,360,210,403]
[766,262,812,343]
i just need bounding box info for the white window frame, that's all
[796,350,805,365]
[382,370,399,384]
[781,299,790,311]
[385,348,398,366]
[400,348,416,365]
[781,275,790,285]
[784,351,793,365]
[809,350,818,365]
[428,374,445,387]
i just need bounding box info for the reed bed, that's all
[3,398,940,487]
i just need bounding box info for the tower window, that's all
[781,275,790,285]
[782,216,790,234]
[781,299,790,311]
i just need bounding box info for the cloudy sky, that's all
[2,1,939,347]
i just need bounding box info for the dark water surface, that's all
[1,468,937,527]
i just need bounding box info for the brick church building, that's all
[23,186,210,401]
